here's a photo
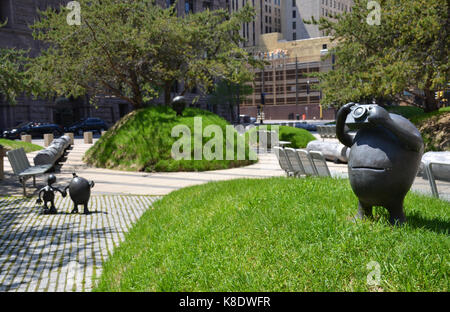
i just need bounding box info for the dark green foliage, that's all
[308,0,449,112]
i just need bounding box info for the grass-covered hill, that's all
[245,125,316,149]
[84,106,256,172]
[95,177,449,292]
[387,106,450,152]
[0,139,43,153]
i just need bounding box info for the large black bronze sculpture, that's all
[336,103,424,225]
[64,173,95,214]
[36,174,66,214]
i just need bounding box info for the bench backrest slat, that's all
[7,148,31,175]
[285,147,305,176]
[297,149,318,176]
[309,151,331,177]
[274,146,293,174]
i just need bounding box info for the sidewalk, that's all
[1,138,285,196]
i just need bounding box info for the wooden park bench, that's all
[6,148,53,196]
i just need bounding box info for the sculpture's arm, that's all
[36,189,44,204]
[336,102,356,148]
[90,181,95,189]
[368,106,423,153]
[54,187,67,197]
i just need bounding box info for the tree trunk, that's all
[423,88,438,112]
[164,81,172,106]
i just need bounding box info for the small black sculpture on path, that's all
[336,103,424,225]
[64,173,95,215]
[36,174,67,214]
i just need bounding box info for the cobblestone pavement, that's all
[0,195,160,292]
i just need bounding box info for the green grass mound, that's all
[0,139,43,153]
[386,105,450,125]
[245,125,316,149]
[386,106,425,120]
[95,178,449,292]
[84,106,256,172]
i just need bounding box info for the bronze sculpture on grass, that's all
[336,103,424,225]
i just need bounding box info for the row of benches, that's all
[6,136,72,196]
[274,146,331,177]
[316,125,336,139]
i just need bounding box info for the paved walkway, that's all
[1,138,286,196]
[0,195,159,292]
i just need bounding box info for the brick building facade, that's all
[241,33,336,120]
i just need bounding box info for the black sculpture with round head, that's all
[171,95,187,116]
[336,103,424,225]
[64,173,95,214]
[36,174,66,214]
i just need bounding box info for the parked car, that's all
[2,121,64,139]
[239,115,256,125]
[66,118,108,135]
[295,121,317,132]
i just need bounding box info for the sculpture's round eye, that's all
[352,106,367,119]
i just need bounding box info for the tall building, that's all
[283,0,354,40]
[228,0,282,47]
[156,0,228,15]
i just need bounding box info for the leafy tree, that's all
[308,0,449,112]
[209,79,254,123]
[0,23,36,104]
[30,0,260,109]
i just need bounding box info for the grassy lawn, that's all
[0,139,43,153]
[246,125,316,149]
[95,177,449,292]
[84,106,256,172]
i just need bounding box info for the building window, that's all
[292,21,296,29]
[292,10,296,18]
[293,32,296,40]
[292,0,296,6]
